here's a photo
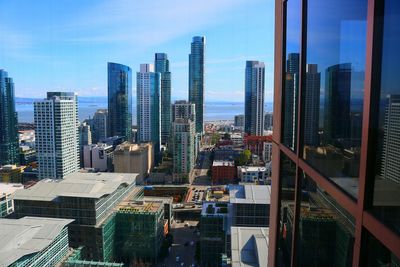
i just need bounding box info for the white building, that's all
[0,183,24,217]
[237,166,270,184]
[263,142,273,163]
[231,133,243,146]
[83,144,114,172]
[34,92,79,179]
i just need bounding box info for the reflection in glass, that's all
[297,174,355,267]
[365,231,400,266]
[302,0,367,198]
[282,0,301,151]
[371,0,400,235]
[277,154,296,267]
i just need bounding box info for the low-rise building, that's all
[263,142,272,163]
[212,161,236,184]
[0,217,73,267]
[237,166,270,184]
[0,164,24,183]
[0,183,24,217]
[230,133,243,146]
[83,143,114,172]
[19,145,36,165]
[113,142,153,184]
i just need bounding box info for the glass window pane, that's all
[365,231,400,267]
[302,0,367,198]
[277,153,297,267]
[282,0,301,151]
[371,0,400,235]
[297,173,355,267]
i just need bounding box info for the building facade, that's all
[172,119,195,183]
[83,143,114,172]
[189,36,205,134]
[269,0,400,266]
[211,161,236,184]
[92,109,108,143]
[172,100,196,122]
[137,64,161,155]
[34,92,79,179]
[244,61,266,136]
[107,62,132,142]
[155,53,172,146]
[0,70,19,166]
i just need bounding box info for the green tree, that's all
[211,133,220,145]
[235,149,252,166]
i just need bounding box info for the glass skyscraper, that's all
[155,53,172,145]
[189,36,205,134]
[107,62,132,142]
[244,60,265,136]
[0,70,19,165]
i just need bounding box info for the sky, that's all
[0,0,274,102]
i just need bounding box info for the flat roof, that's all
[239,166,267,172]
[0,183,24,196]
[213,161,235,167]
[230,226,269,267]
[0,216,74,267]
[229,185,271,204]
[117,200,163,213]
[13,172,137,201]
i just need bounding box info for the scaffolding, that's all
[64,247,124,267]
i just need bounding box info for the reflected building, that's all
[155,53,171,145]
[92,109,108,143]
[0,70,19,165]
[303,64,320,146]
[107,62,132,142]
[244,60,266,136]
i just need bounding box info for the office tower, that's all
[283,53,299,149]
[92,109,108,143]
[244,61,265,136]
[381,95,400,184]
[324,63,351,146]
[303,64,320,146]
[0,70,19,165]
[83,143,114,172]
[155,53,172,145]
[189,36,205,134]
[137,64,161,154]
[79,121,92,167]
[172,100,196,122]
[34,92,79,179]
[234,114,245,127]
[107,62,132,142]
[264,113,273,131]
[270,1,400,266]
[172,119,195,183]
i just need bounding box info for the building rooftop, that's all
[117,200,163,213]
[0,217,74,267]
[229,185,271,204]
[13,172,137,201]
[238,166,267,172]
[213,161,235,167]
[0,183,24,196]
[230,226,269,267]
[201,201,229,216]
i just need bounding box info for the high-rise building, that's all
[172,100,196,122]
[34,92,79,179]
[0,70,19,166]
[234,114,245,127]
[107,62,132,142]
[189,36,205,134]
[172,118,195,183]
[79,121,92,167]
[155,53,172,145]
[303,64,320,146]
[270,0,400,266]
[381,95,400,184]
[264,113,273,131]
[137,64,161,155]
[92,109,108,143]
[244,61,265,136]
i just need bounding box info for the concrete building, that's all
[234,114,245,127]
[212,161,236,184]
[189,36,205,134]
[92,109,108,143]
[13,172,141,261]
[172,100,196,122]
[19,145,36,165]
[0,183,24,217]
[79,121,92,167]
[34,92,79,179]
[244,135,273,160]
[231,133,243,146]
[237,166,269,184]
[244,61,265,136]
[264,112,273,131]
[263,141,273,163]
[172,119,195,183]
[0,164,24,183]
[0,217,73,267]
[83,143,114,172]
[137,64,161,157]
[113,142,153,183]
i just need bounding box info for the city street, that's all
[156,220,199,267]
[191,151,212,185]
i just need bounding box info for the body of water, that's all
[15,97,273,123]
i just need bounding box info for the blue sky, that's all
[0,0,274,102]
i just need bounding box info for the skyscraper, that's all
[303,64,320,146]
[79,121,92,167]
[107,62,132,141]
[244,60,265,136]
[34,92,79,179]
[172,100,196,122]
[137,64,161,155]
[0,70,19,165]
[189,36,205,134]
[381,94,400,184]
[92,109,108,143]
[172,119,195,183]
[324,63,351,146]
[234,114,245,127]
[155,53,172,146]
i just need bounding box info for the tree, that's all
[210,133,220,145]
[235,149,252,166]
